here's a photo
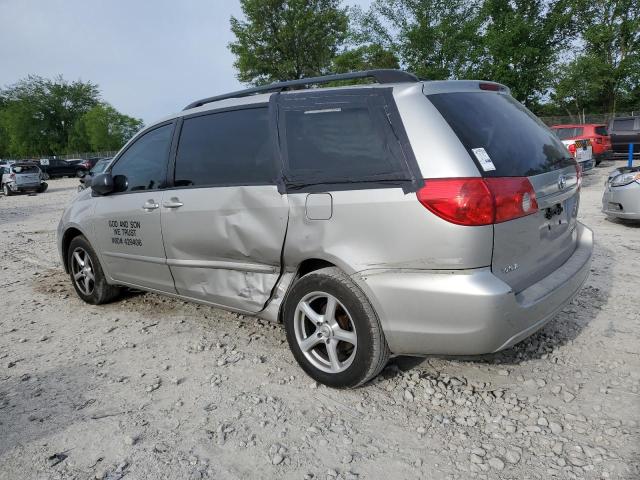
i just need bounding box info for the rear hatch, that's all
[428,90,580,292]
[610,117,640,154]
[12,165,41,187]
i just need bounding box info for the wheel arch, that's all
[61,226,86,274]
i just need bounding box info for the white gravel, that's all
[0,163,639,479]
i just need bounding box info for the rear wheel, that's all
[3,183,12,196]
[68,235,120,304]
[37,182,48,193]
[283,267,390,388]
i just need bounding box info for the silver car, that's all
[57,70,593,388]
[1,162,48,195]
[602,166,640,219]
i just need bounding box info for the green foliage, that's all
[229,0,639,116]
[332,44,399,73]
[70,104,143,152]
[353,0,484,80]
[229,0,349,85]
[0,76,142,158]
[552,0,640,115]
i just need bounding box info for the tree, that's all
[352,0,484,80]
[70,103,143,152]
[552,0,640,116]
[0,76,100,157]
[476,0,577,108]
[229,0,349,85]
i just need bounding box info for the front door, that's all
[92,122,176,293]
[160,106,288,313]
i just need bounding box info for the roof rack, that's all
[183,69,419,110]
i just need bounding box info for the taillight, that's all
[417,177,538,226]
[568,143,576,157]
[594,137,602,144]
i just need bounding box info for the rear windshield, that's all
[428,92,574,177]
[553,127,583,140]
[612,118,637,131]
[12,165,39,173]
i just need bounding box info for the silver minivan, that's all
[58,70,593,388]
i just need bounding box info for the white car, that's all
[561,139,594,171]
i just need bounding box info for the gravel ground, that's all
[0,163,639,480]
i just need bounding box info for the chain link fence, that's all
[539,111,638,127]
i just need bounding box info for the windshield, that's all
[428,92,574,177]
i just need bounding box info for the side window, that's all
[283,106,398,181]
[111,124,173,192]
[174,108,274,187]
[613,119,635,131]
[595,126,608,136]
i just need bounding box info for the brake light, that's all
[416,177,538,226]
[568,143,576,157]
[479,82,502,91]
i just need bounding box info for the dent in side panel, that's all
[161,185,288,313]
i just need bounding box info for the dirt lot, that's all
[0,164,638,480]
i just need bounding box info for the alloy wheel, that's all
[293,291,357,373]
[71,247,95,295]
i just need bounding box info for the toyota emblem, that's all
[558,174,567,190]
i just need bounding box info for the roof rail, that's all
[183,69,419,110]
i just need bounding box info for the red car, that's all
[551,124,612,165]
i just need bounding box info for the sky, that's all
[0,0,373,124]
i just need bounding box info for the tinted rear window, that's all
[12,165,39,173]
[553,127,583,140]
[428,92,573,177]
[283,106,399,180]
[174,108,275,187]
[612,118,636,131]
[595,126,608,136]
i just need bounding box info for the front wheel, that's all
[68,235,120,304]
[283,267,390,388]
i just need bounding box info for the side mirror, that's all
[91,173,114,195]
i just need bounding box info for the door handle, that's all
[163,197,184,209]
[142,200,159,211]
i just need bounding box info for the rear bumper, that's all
[602,182,640,219]
[6,182,40,192]
[353,222,593,356]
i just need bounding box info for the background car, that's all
[551,123,611,165]
[602,166,640,220]
[608,116,640,157]
[38,158,88,179]
[0,161,48,195]
[77,157,112,191]
[558,137,594,171]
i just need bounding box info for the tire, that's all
[283,267,390,388]
[37,182,48,193]
[68,235,120,305]
[3,183,12,196]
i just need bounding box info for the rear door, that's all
[160,105,288,313]
[429,91,580,292]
